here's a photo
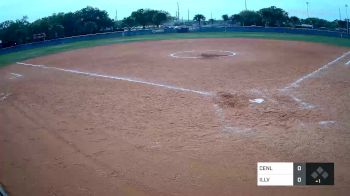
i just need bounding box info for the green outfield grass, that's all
[1,32,350,67]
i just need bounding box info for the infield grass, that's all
[1,32,350,67]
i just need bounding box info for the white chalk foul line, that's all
[16,62,212,96]
[280,51,350,109]
[289,94,315,109]
[283,51,350,91]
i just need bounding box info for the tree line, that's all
[0,6,348,48]
[0,7,171,47]
[220,6,347,29]
[120,9,171,30]
[0,7,115,47]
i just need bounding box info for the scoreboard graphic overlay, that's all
[257,162,334,186]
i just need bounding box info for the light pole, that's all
[177,2,180,21]
[245,0,248,10]
[188,9,189,23]
[306,2,310,18]
[346,4,349,35]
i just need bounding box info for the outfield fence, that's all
[0,27,349,55]
[195,26,350,38]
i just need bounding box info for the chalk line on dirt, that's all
[0,93,11,101]
[169,50,237,59]
[213,104,252,133]
[289,94,315,109]
[319,121,336,126]
[9,72,23,80]
[280,51,350,109]
[10,73,23,77]
[16,62,212,96]
[213,104,234,132]
[283,51,350,91]
[249,98,264,104]
[170,50,199,59]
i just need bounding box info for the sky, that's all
[0,0,349,23]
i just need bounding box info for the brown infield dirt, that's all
[1,38,350,196]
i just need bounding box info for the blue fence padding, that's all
[0,30,153,55]
[0,27,348,55]
[194,27,350,38]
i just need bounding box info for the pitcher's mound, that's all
[170,50,236,59]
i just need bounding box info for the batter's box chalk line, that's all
[213,104,253,133]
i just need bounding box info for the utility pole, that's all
[115,10,118,21]
[245,0,247,10]
[339,8,342,21]
[306,2,310,18]
[177,2,180,21]
[346,4,349,35]
[188,9,190,22]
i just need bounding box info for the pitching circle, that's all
[169,50,237,59]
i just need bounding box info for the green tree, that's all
[131,9,148,28]
[193,14,206,26]
[83,21,98,34]
[302,17,334,29]
[152,11,169,27]
[209,19,215,25]
[335,20,347,28]
[289,16,301,27]
[75,6,113,32]
[61,12,79,36]
[144,10,158,26]
[30,14,66,39]
[0,16,30,46]
[239,10,262,26]
[259,6,288,27]
[230,14,241,25]
[30,18,50,35]
[222,14,229,22]
[49,24,64,38]
[121,16,136,30]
